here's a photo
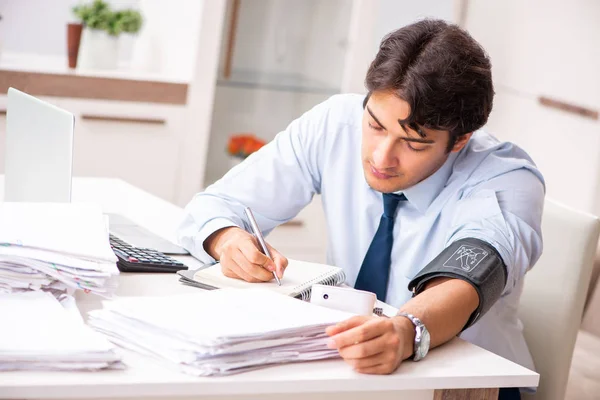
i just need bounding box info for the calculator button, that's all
[111,234,187,272]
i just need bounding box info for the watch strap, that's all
[396,312,427,361]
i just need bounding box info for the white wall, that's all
[217,0,351,88]
[299,0,352,87]
[0,0,138,60]
[342,0,456,94]
[0,0,202,82]
[129,0,203,82]
[373,0,455,49]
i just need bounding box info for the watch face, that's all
[416,327,431,359]
[421,329,431,351]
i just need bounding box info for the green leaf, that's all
[72,0,142,36]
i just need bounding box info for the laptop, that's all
[4,87,74,202]
[3,88,189,256]
[106,213,189,255]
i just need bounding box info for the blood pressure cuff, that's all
[407,238,507,330]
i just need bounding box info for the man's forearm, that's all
[395,277,479,359]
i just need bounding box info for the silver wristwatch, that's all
[396,312,430,361]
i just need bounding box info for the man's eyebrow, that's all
[401,136,435,144]
[398,119,427,138]
[399,124,435,144]
[366,106,387,130]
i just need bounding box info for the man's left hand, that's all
[326,315,415,374]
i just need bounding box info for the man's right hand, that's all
[203,227,288,283]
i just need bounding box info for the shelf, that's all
[216,69,339,95]
[0,52,188,84]
[0,52,188,105]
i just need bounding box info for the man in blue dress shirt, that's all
[178,19,544,399]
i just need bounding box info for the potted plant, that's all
[73,0,142,70]
[226,134,266,168]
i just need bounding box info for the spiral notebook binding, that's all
[296,270,347,301]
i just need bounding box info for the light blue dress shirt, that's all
[177,94,545,373]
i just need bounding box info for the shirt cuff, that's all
[191,218,241,265]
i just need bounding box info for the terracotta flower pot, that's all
[67,23,83,69]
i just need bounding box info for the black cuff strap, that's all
[407,238,507,330]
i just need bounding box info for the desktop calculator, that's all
[109,234,188,273]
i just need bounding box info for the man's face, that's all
[361,91,470,193]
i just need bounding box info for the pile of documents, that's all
[88,288,354,376]
[0,291,122,371]
[0,202,119,297]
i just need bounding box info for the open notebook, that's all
[177,259,346,300]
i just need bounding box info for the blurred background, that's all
[0,1,598,397]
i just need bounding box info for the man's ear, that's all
[450,133,473,153]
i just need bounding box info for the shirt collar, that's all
[395,152,459,213]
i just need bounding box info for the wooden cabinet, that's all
[0,0,227,207]
[0,94,188,204]
[486,89,600,215]
[464,0,600,110]
[61,99,186,203]
[464,0,600,216]
[265,197,329,264]
[0,107,6,173]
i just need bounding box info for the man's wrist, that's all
[203,226,242,260]
[393,314,417,360]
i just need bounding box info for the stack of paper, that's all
[0,202,119,297]
[88,289,355,376]
[0,291,122,371]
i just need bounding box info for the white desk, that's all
[0,177,539,400]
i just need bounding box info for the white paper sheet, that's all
[0,291,121,371]
[0,202,119,297]
[0,202,117,262]
[89,289,357,376]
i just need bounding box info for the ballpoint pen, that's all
[244,207,282,286]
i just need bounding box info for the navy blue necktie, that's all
[354,193,406,301]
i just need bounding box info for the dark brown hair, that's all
[365,19,494,151]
